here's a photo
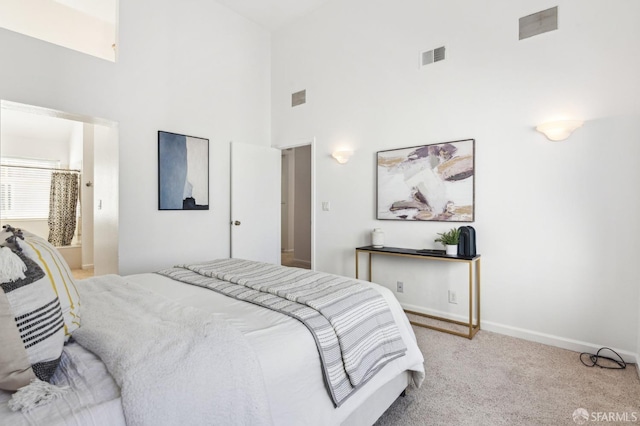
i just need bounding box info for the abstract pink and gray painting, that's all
[158,131,209,210]
[377,139,474,221]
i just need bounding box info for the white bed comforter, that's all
[72,274,272,426]
[0,341,124,426]
[1,271,424,426]
[129,272,425,425]
[159,259,410,407]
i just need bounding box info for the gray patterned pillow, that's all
[0,229,65,391]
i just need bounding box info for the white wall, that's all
[0,0,271,275]
[272,0,640,359]
[2,0,636,362]
[81,123,94,268]
[68,121,83,168]
[0,0,115,61]
[0,126,72,163]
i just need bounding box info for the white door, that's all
[230,142,281,264]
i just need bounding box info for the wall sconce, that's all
[331,150,353,164]
[536,120,584,141]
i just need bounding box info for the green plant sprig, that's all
[434,227,460,246]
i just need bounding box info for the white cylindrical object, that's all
[372,228,384,248]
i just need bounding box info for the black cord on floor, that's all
[580,347,626,369]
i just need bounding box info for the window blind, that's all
[0,158,60,220]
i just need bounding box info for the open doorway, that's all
[0,100,119,277]
[281,144,312,269]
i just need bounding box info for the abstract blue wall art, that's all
[158,131,209,210]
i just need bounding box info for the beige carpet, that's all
[376,325,640,426]
[71,267,94,280]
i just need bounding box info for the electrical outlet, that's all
[448,290,458,304]
[397,281,404,293]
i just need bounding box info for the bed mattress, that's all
[0,271,424,425]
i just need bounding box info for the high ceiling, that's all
[215,0,331,30]
[53,0,117,24]
[52,0,331,31]
[0,0,334,146]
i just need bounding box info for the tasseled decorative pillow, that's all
[0,226,66,391]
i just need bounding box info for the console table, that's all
[355,246,481,339]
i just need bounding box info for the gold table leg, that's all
[407,258,480,339]
[355,249,481,339]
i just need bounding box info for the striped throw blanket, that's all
[157,259,407,407]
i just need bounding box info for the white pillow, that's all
[19,230,82,339]
[0,235,65,391]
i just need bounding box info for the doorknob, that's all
[233,220,241,226]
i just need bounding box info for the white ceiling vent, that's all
[420,46,445,68]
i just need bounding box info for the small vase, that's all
[372,228,384,248]
[446,244,457,255]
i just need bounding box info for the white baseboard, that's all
[402,303,468,323]
[401,303,639,364]
[481,320,638,364]
[82,264,94,270]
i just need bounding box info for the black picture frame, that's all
[158,130,209,210]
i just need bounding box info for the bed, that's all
[0,230,425,426]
